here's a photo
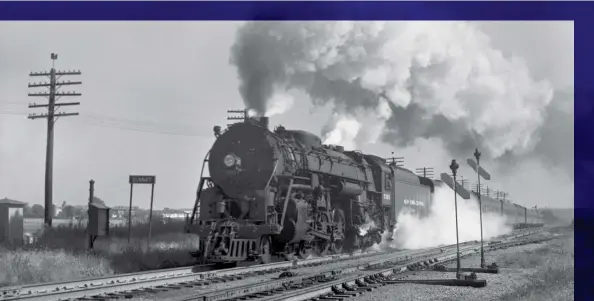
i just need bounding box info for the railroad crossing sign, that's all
[128,174,156,248]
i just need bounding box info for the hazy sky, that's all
[0,21,573,210]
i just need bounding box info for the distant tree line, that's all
[23,196,107,219]
[540,209,558,224]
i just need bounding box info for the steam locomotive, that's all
[184,115,543,265]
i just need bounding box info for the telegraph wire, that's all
[0,108,211,137]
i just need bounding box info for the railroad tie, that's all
[333,294,355,298]
[338,291,361,296]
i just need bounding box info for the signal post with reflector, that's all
[449,160,463,279]
[468,149,491,269]
[128,175,157,248]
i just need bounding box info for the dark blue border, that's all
[574,0,594,298]
[0,0,588,299]
[0,1,587,20]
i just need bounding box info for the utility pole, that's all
[385,152,404,167]
[28,53,82,228]
[415,167,434,179]
[227,109,248,127]
[474,183,485,195]
[496,190,503,216]
[459,178,470,191]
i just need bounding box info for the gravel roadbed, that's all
[111,231,537,301]
[120,249,417,301]
[356,237,559,301]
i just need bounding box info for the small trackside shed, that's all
[0,198,26,247]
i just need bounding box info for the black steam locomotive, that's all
[184,115,542,265]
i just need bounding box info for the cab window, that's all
[385,173,393,190]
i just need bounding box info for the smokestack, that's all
[260,116,269,129]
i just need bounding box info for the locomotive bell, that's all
[213,125,222,138]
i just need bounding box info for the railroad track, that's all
[0,248,388,301]
[144,230,545,301]
[184,231,552,301]
[0,228,546,301]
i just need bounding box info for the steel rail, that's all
[0,247,408,301]
[173,244,475,301]
[1,228,545,301]
[172,229,543,301]
[251,232,553,301]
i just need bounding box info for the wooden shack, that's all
[88,202,110,236]
[0,198,26,247]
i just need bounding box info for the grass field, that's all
[0,219,199,287]
[499,227,574,301]
[23,218,128,235]
[545,208,574,225]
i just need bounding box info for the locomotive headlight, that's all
[224,154,236,167]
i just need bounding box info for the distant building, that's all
[53,207,62,217]
[159,208,194,220]
[111,206,141,219]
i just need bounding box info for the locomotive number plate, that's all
[383,193,391,200]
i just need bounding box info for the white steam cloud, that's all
[384,185,512,250]
[266,90,295,117]
[322,115,361,150]
[230,21,556,163]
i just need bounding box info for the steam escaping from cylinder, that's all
[357,219,377,236]
[381,185,512,250]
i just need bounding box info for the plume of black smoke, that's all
[230,23,286,115]
[230,21,571,177]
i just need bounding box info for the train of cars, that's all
[184,114,544,266]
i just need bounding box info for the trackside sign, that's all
[129,175,156,184]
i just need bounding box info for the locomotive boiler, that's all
[184,114,543,265]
